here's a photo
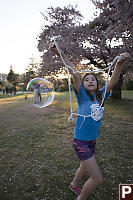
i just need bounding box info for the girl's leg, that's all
[78,156,103,200]
[71,161,88,187]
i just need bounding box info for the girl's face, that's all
[83,74,98,92]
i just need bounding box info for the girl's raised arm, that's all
[50,45,81,93]
[106,52,130,94]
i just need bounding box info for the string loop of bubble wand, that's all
[53,36,121,121]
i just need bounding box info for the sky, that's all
[0,0,96,75]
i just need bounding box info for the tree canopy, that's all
[88,0,133,65]
[22,56,41,90]
[7,66,19,87]
[38,5,86,75]
[37,1,133,98]
[38,2,133,75]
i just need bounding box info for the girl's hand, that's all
[50,44,60,56]
[117,52,130,65]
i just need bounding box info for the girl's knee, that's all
[79,166,88,176]
[97,174,103,185]
[93,173,103,185]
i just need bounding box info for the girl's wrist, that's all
[115,61,123,68]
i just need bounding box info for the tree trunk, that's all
[111,74,123,100]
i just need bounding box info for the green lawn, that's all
[0,91,132,200]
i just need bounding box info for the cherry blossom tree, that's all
[37,5,86,76]
[88,0,133,98]
[37,2,133,99]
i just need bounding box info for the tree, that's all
[88,0,133,99]
[7,66,19,94]
[7,66,19,86]
[38,3,133,99]
[37,5,86,76]
[22,56,41,90]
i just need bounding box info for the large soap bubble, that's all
[26,78,54,108]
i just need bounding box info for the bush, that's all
[58,83,69,92]
[122,80,133,90]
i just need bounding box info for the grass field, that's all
[0,91,133,200]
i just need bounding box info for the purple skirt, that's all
[73,138,96,161]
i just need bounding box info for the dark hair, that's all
[82,73,102,103]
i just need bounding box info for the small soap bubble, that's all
[26,78,54,108]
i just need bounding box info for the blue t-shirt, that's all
[74,85,110,141]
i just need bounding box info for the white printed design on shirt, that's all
[90,103,104,121]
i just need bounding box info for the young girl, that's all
[51,45,130,200]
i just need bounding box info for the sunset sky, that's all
[0,0,96,75]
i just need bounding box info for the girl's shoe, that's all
[69,184,81,196]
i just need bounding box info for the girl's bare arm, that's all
[50,45,81,93]
[106,52,130,94]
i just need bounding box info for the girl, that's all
[51,45,130,200]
